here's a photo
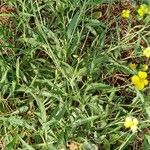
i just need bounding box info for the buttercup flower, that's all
[143,47,150,58]
[129,63,137,70]
[124,116,138,132]
[142,64,148,71]
[121,10,130,18]
[137,4,149,17]
[131,71,148,90]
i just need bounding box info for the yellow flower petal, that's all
[131,75,140,85]
[132,118,138,126]
[121,10,130,18]
[137,4,149,17]
[135,82,145,90]
[143,47,150,58]
[137,9,145,17]
[138,71,147,79]
[124,117,138,132]
[141,4,149,14]
[124,117,132,128]
[131,70,148,90]
[144,79,148,85]
[130,125,138,132]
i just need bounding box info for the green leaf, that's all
[85,83,112,92]
[137,90,145,103]
[142,134,150,150]
[67,11,80,40]
[103,138,110,150]
[0,69,8,83]
[145,106,150,119]
[16,57,20,83]
[73,116,99,127]
[0,116,35,130]
[5,136,18,149]
[19,136,35,150]
[83,140,98,150]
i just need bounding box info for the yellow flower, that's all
[138,71,147,79]
[124,117,138,132]
[137,4,149,17]
[131,71,148,90]
[142,64,148,71]
[121,10,130,18]
[143,47,150,58]
[129,63,137,70]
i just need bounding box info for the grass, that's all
[0,0,150,149]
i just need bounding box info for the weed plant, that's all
[0,0,150,149]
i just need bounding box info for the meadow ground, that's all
[0,0,150,150]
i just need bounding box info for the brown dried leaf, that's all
[0,140,5,150]
[0,5,16,13]
[67,141,79,150]
[0,5,16,24]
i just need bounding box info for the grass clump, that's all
[0,0,150,149]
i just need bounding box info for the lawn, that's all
[0,0,150,149]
